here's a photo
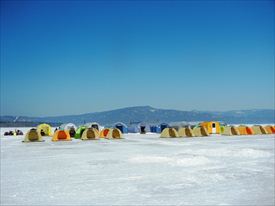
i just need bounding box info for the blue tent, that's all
[128,122,150,133]
[128,124,140,133]
[150,125,161,133]
[114,122,128,133]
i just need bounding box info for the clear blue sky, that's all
[1,1,274,116]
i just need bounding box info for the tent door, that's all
[116,125,123,133]
[212,123,216,134]
[140,126,146,134]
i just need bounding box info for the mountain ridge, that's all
[1,106,274,125]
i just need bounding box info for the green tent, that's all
[74,126,87,139]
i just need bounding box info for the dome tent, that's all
[37,123,52,136]
[75,126,87,139]
[265,125,275,134]
[150,125,161,133]
[23,128,44,142]
[128,123,140,133]
[81,128,99,140]
[178,127,186,137]
[128,122,150,134]
[105,128,123,139]
[238,125,254,135]
[52,130,71,141]
[185,127,195,137]
[160,128,179,138]
[251,125,268,135]
[192,127,209,137]
[60,123,77,137]
[221,126,240,136]
[114,122,128,134]
[139,122,150,134]
[178,127,195,137]
[100,128,111,138]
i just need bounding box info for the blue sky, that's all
[1,1,274,116]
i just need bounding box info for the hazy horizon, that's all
[1,105,275,118]
[1,1,274,116]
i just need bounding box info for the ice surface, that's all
[1,127,274,205]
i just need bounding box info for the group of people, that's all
[4,129,23,136]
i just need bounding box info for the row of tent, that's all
[6,121,224,137]
[160,125,275,138]
[32,122,167,136]
[23,124,123,142]
[19,121,275,142]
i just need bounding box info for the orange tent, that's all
[100,128,111,138]
[238,126,254,135]
[265,125,275,134]
[52,130,71,141]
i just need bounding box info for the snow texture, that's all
[1,127,274,205]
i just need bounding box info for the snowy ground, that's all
[1,127,274,205]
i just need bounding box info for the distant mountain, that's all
[1,106,274,126]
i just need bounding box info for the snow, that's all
[1,127,274,205]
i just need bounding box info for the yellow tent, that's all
[178,128,186,137]
[238,125,254,135]
[160,128,179,138]
[81,128,99,140]
[52,130,71,141]
[100,128,111,138]
[265,125,275,134]
[37,123,52,136]
[200,122,221,134]
[185,127,195,137]
[221,126,240,136]
[251,125,268,135]
[193,127,209,137]
[23,128,44,142]
[105,128,123,139]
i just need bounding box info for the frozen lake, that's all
[1,128,274,205]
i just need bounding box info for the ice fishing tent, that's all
[231,126,240,135]
[128,123,140,133]
[114,122,128,133]
[128,122,150,133]
[100,128,111,138]
[60,123,77,137]
[23,128,44,142]
[75,126,87,139]
[185,127,195,137]
[221,126,240,136]
[160,123,169,132]
[178,128,186,137]
[52,130,71,141]
[265,125,275,134]
[200,122,221,134]
[238,125,254,135]
[251,125,268,135]
[139,122,150,134]
[193,127,209,137]
[105,128,123,139]
[160,128,179,138]
[37,123,52,136]
[150,125,160,133]
[81,128,99,140]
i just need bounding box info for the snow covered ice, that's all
[1,128,274,205]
